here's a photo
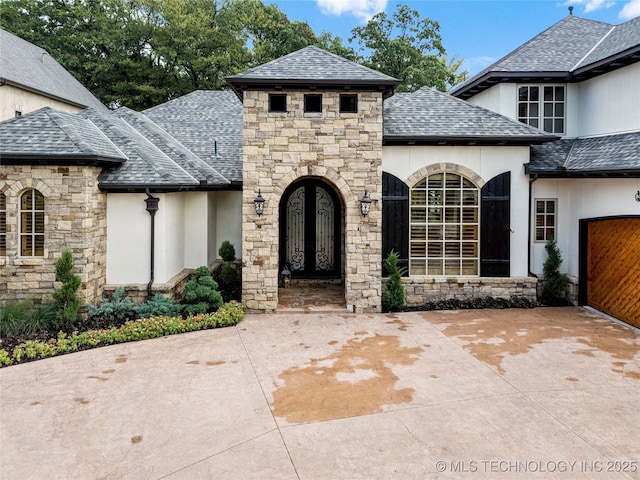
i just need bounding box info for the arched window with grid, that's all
[409,173,479,276]
[20,189,45,257]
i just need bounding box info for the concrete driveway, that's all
[1,307,639,479]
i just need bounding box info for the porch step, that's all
[277,283,346,314]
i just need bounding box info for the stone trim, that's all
[405,163,486,188]
[394,276,538,306]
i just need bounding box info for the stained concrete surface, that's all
[1,307,639,479]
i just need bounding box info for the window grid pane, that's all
[517,85,565,134]
[410,173,479,276]
[20,189,45,257]
[534,199,556,241]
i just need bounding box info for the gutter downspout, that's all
[528,173,538,277]
[144,189,160,300]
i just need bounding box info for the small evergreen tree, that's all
[218,241,236,262]
[52,249,82,328]
[540,239,569,305]
[183,266,223,316]
[384,251,406,311]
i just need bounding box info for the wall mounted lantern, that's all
[360,191,372,216]
[635,190,640,202]
[254,189,265,217]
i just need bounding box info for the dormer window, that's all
[269,94,287,113]
[339,94,358,113]
[518,85,565,134]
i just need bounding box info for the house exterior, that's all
[451,14,640,326]
[1,16,638,324]
[0,29,106,121]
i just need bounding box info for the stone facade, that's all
[241,90,383,313]
[398,276,538,306]
[0,165,107,306]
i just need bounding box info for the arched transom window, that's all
[20,189,45,257]
[410,173,479,276]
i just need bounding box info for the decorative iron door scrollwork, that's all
[280,180,341,278]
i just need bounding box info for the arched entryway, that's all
[279,178,342,279]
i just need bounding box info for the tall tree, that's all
[349,4,466,91]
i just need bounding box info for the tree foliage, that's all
[540,239,569,305]
[384,251,406,311]
[1,0,463,108]
[349,4,466,91]
[52,249,82,327]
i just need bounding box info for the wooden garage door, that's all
[587,218,640,328]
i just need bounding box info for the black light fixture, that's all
[360,190,372,216]
[635,190,640,202]
[254,189,265,217]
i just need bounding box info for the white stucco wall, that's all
[531,178,640,276]
[106,194,151,284]
[214,190,242,261]
[466,83,517,120]
[383,145,531,277]
[576,62,640,137]
[107,190,240,286]
[0,85,84,121]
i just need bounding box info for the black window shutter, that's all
[382,172,409,276]
[480,171,511,277]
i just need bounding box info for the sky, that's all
[265,0,640,76]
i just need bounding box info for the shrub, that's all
[218,241,236,262]
[0,302,244,367]
[384,251,406,311]
[0,300,54,338]
[51,249,81,329]
[135,294,182,319]
[220,264,238,286]
[88,287,134,323]
[540,239,569,305]
[183,266,223,316]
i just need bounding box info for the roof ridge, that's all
[571,25,615,71]
[116,108,230,184]
[46,109,96,154]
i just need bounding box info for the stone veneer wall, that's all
[242,90,383,313]
[0,166,107,306]
[396,276,538,306]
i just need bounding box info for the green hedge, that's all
[0,301,244,368]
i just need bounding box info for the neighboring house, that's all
[0,29,106,121]
[451,14,640,326]
[1,16,638,326]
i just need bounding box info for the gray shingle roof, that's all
[384,87,557,144]
[0,107,125,162]
[530,132,640,175]
[228,45,399,84]
[579,16,640,68]
[145,90,243,183]
[451,15,639,99]
[0,28,106,111]
[112,108,229,186]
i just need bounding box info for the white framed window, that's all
[518,85,565,134]
[535,199,556,242]
[20,189,45,257]
[409,173,479,276]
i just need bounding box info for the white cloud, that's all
[620,0,640,19]
[561,0,614,13]
[317,0,388,23]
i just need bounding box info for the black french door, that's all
[279,179,341,278]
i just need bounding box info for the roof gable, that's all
[0,107,125,164]
[0,29,106,111]
[451,15,640,99]
[384,87,557,145]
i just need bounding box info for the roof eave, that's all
[98,182,239,193]
[451,72,572,99]
[572,45,640,80]
[0,153,125,167]
[527,167,640,178]
[383,134,558,146]
[0,78,100,110]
